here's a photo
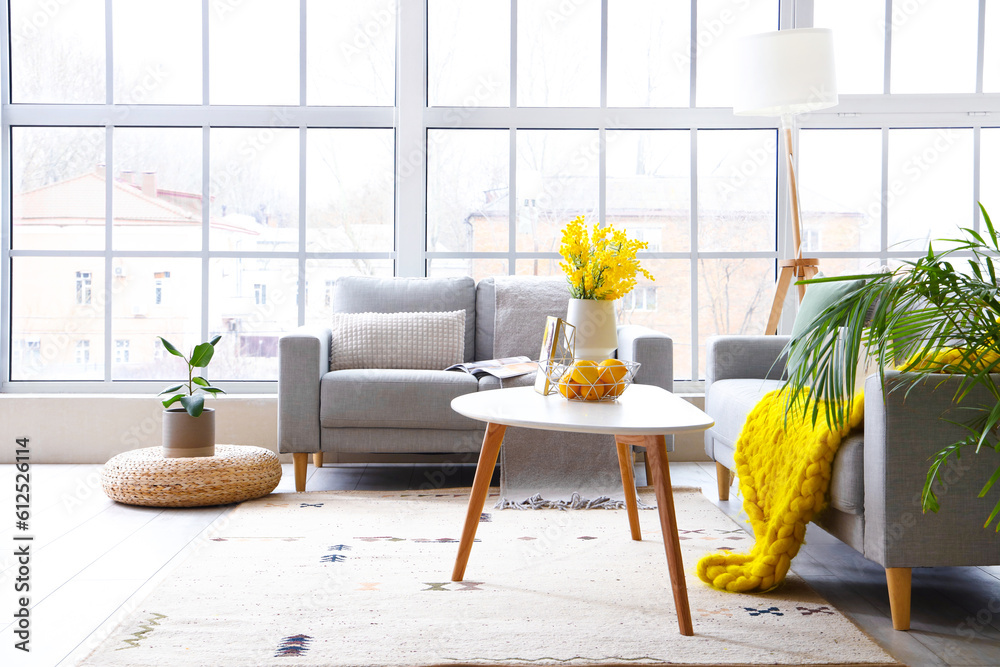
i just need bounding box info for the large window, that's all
[3,0,1000,390]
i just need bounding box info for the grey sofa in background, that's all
[278,275,673,492]
[704,334,1000,631]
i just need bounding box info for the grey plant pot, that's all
[162,407,216,458]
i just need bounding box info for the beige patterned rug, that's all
[81,488,898,666]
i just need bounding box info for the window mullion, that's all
[395,0,427,277]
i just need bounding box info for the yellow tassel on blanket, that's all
[697,390,864,593]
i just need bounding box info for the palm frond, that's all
[781,209,1000,532]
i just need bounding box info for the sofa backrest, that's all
[476,276,570,361]
[331,276,477,362]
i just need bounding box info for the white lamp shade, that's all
[732,28,838,117]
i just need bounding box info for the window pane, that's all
[980,128,1000,223]
[607,0,691,107]
[10,0,105,103]
[305,260,394,325]
[111,258,201,380]
[307,0,395,106]
[887,128,974,251]
[606,130,691,252]
[517,0,600,107]
[210,0,298,105]
[12,258,104,380]
[890,0,978,94]
[13,127,106,251]
[814,0,885,94]
[307,129,394,253]
[986,0,1000,93]
[698,258,773,377]
[428,259,508,283]
[428,130,509,253]
[799,129,882,254]
[697,130,777,252]
[695,0,778,107]
[621,259,691,380]
[515,130,599,252]
[113,0,201,104]
[114,128,202,251]
[210,258,298,380]
[210,128,299,251]
[428,0,509,107]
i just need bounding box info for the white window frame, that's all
[1,0,999,392]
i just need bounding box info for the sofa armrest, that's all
[863,371,1000,567]
[278,326,332,453]
[617,324,672,392]
[705,335,789,388]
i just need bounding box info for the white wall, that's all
[0,394,710,465]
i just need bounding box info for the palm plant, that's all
[785,203,1000,531]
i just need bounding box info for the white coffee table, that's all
[449,384,714,636]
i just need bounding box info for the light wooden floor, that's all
[1,461,998,666]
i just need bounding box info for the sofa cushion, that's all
[704,378,784,448]
[320,369,481,430]
[787,274,865,381]
[329,310,465,371]
[332,276,477,362]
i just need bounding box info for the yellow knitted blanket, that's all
[697,390,865,593]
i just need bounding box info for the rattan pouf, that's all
[101,445,282,508]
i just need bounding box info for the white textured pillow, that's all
[330,310,466,371]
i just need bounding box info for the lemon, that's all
[597,358,628,397]
[569,360,604,400]
[557,374,581,399]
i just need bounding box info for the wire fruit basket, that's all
[537,359,641,402]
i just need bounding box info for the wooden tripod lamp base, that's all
[764,257,819,335]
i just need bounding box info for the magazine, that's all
[446,355,537,379]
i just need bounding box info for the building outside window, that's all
[75,340,90,365]
[254,283,267,306]
[115,340,130,364]
[622,286,657,313]
[75,271,92,305]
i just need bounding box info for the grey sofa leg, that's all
[715,462,732,501]
[313,452,324,469]
[293,453,308,492]
[885,567,912,630]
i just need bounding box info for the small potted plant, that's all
[158,335,225,458]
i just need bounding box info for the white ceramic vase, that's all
[565,298,618,362]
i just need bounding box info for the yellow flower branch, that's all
[558,216,654,300]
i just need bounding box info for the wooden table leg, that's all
[614,437,642,541]
[643,434,694,636]
[452,422,506,582]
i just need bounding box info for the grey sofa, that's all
[705,335,1000,631]
[278,275,673,492]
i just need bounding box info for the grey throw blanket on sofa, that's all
[491,276,636,509]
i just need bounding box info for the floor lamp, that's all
[732,28,838,335]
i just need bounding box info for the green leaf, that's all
[191,376,209,387]
[189,342,215,368]
[208,334,222,346]
[180,394,205,417]
[161,394,183,409]
[157,384,184,396]
[979,464,1000,498]
[199,386,226,394]
[158,337,185,359]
